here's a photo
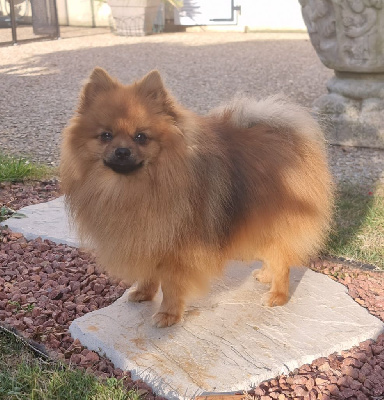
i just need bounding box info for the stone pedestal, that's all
[300,0,384,148]
[314,71,384,147]
[108,0,161,36]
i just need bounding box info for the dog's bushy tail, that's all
[211,95,335,263]
[211,95,326,145]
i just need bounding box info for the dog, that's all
[60,68,334,327]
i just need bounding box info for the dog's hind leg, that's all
[268,264,290,306]
[256,252,291,307]
[253,263,273,284]
[128,279,160,302]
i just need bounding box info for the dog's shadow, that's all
[123,260,307,327]
[185,260,307,313]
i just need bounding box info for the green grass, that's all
[0,153,54,182]
[325,183,384,269]
[0,328,141,400]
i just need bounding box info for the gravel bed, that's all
[1,182,384,399]
[0,179,60,212]
[1,31,332,166]
[1,30,383,187]
[0,228,162,400]
[328,146,384,188]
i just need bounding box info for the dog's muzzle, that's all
[104,147,144,174]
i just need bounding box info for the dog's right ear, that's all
[78,67,117,113]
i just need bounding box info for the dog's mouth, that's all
[103,160,144,175]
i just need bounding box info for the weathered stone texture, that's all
[300,0,384,148]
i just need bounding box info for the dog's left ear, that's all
[137,70,176,117]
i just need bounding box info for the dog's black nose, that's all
[114,147,131,159]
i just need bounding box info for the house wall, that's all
[56,0,111,27]
[239,0,306,31]
[176,0,306,31]
[53,0,306,31]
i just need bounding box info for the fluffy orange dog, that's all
[60,68,334,327]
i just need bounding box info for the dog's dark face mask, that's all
[103,151,144,174]
[101,132,146,175]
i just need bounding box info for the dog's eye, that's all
[134,132,148,145]
[100,132,113,142]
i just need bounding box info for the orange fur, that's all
[60,68,334,327]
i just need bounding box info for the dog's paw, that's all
[152,312,181,328]
[264,291,289,307]
[253,269,272,284]
[128,289,154,303]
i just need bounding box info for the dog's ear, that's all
[137,70,166,100]
[136,70,177,117]
[78,67,117,113]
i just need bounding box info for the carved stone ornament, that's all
[300,0,384,148]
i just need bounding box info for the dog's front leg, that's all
[153,272,187,328]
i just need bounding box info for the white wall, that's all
[56,0,306,30]
[57,0,111,27]
[176,0,306,31]
[239,0,306,31]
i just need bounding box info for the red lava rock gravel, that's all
[1,181,384,400]
[0,228,163,400]
[0,179,60,211]
[248,261,384,400]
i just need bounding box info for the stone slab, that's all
[70,264,383,399]
[2,197,383,398]
[1,197,79,247]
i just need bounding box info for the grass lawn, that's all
[325,182,384,269]
[0,153,55,183]
[0,327,141,400]
[0,153,58,222]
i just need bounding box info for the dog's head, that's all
[69,68,184,176]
